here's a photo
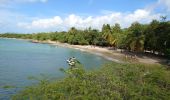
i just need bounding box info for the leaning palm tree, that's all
[102,24,117,47]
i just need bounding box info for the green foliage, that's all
[144,19,170,55]
[1,18,170,57]
[125,22,146,52]
[165,49,170,58]
[12,61,170,100]
[102,24,117,46]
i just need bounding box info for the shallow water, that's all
[0,38,110,99]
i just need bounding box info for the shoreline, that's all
[32,40,124,63]
[31,40,166,65]
[1,37,122,62]
[1,38,166,64]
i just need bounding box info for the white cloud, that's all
[1,0,166,33]
[0,9,43,33]
[0,9,25,32]
[17,9,160,31]
[158,0,170,11]
[18,16,63,29]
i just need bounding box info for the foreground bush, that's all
[12,61,170,100]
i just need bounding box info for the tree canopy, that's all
[1,18,170,58]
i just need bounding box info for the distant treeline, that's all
[1,18,170,57]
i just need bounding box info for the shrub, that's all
[12,60,170,100]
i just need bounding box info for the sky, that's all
[0,0,170,33]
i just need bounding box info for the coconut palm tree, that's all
[126,22,145,52]
[102,24,117,47]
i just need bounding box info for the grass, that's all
[12,61,170,100]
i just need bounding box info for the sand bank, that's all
[31,40,166,64]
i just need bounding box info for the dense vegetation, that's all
[0,18,170,58]
[1,17,169,99]
[12,59,170,100]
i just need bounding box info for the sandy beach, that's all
[1,38,166,64]
[31,40,166,64]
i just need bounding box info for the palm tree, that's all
[102,24,117,47]
[127,22,145,52]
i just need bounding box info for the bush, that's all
[12,61,170,100]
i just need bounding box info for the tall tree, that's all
[111,23,123,48]
[102,24,116,47]
[144,20,159,52]
[126,22,145,52]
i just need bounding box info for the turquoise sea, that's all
[0,38,109,99]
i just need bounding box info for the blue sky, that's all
[0,0,170,33]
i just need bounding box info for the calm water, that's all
[0,38,109,99]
